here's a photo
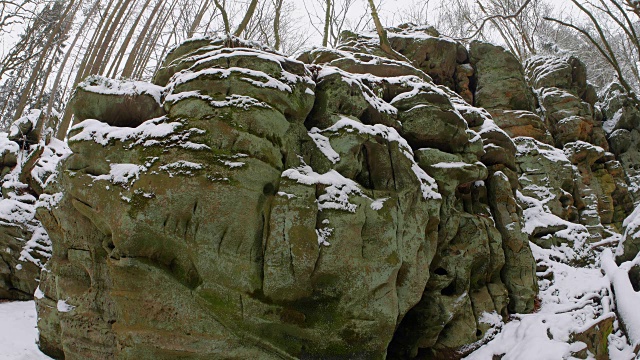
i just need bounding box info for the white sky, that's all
[289,0,576,48]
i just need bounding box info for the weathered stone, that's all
[455,63,474,104]
[8,110,40,146]
[600,82,640,135]
[487,171,537,313]
[571,314,614,360]
[32,32,544,359]
[608,129,631,156]
[396,93,471,152]
[539,87,607,150]
[489,109,554,145]
[73,76,166,127]
[469,41,535,112]
[388,28,460,88]
[524,55,587,98]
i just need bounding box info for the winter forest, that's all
[1,0,640,136]
[4,0,640,359]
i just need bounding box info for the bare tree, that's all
[213,0,230,33]
[545,0,640,103]
[304,0,368,48]
[12,0,79,122]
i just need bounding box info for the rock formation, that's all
[1,25,639,359]
[0,110,67,300]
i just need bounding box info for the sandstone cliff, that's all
[1,25,640,359]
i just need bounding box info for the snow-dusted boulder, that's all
[32,32,542,359]
[0,128,69,301]
[73,75,166,127]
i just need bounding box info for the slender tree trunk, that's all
[88,0,133,76]
[322,0,331,47]
[99,0,138,74]
[57,1,115,140]
[188,0,211,38]
[121,0,164,78]
[366,0,401,59]
[213,0,230,33]
[73,1,111,84]
[46,0,101,139]
[107,0,153,78]
[81,0,125,79]
[13,0,77,122]
[233,0,259,37]
[273,0,283,50]
[34,0,83,109]
[132,1,173,78]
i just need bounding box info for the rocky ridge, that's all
[0,25,639,359]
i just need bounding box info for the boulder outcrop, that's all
[29,32,540,359]
[0,25,637,360]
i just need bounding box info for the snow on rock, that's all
[616,205,640,260]
[308,130,340,164]
[168,67,295,93]
[602,248,640,352]
[91,163,147,188]
[79,75,164,105]
[310,115,440,200]
[466,242,635,360]
[8,109,40,141]
[518,190,590,249]
[282,162,365,213]
[30,138,71,190]
[56,299,75,313]
[316,66,398,116]
[69,117,183,147]
[164,92,270,110]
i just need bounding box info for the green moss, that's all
[127,190,153,219]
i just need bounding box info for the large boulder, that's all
[0,127,69,301]
[469,41,536,112]
[524,55,588,98]
[73,76,166,127]
[489,109,554,145]
[36,34,539,359]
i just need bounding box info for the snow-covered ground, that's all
[465,238,638,360]
[0,301,51,359]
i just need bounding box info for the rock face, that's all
[31,32,539,359]
[0,26,628,360]
[0,110,66,301]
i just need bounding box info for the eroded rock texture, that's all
[30,30,541,359]
[11,26,636,360]
[0,110,67,301]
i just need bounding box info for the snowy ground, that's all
[465,237,638,360]
[0,301,51,359]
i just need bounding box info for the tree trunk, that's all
[88,0,133,76]
[366,0,400,59]
[47,0,101,140]
[12,0,77,122]
[81,0,125,79]
[107,0,153,78]
[322,0,331,47]
[233,0,259,36]
[121,0,164,78]
[99,0,138,74]
[187,0,211,38]
[273,0,283,50]
[213,0,230,33]
[132,1,173,78]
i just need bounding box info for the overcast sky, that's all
[291,0,575,48]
